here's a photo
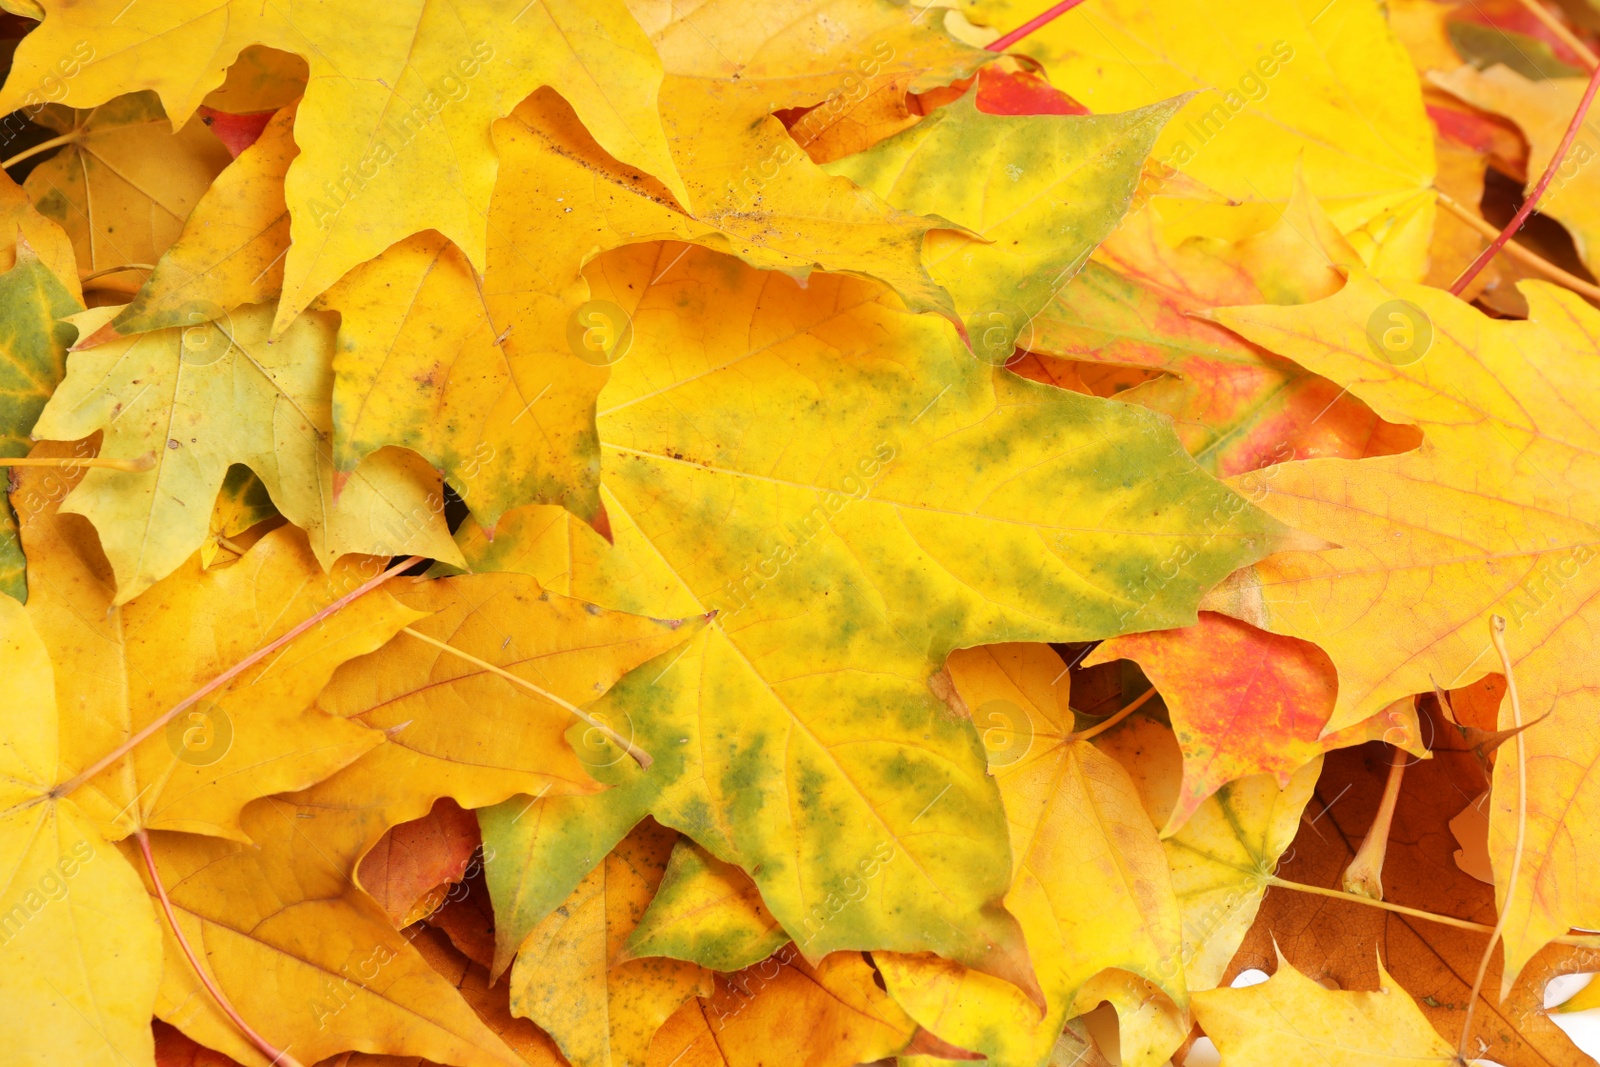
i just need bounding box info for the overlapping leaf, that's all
[876,643,1184,1067]
[0,594,163,1067]
[33,302,462,601]
[0,0,688,331]
[961,0,1438,274]
[13,453,421,842]
[1204,272,1600,989]
[468,239,1286,985]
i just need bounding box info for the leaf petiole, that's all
[0,453,155,472]
[136,829,307,1067]
[398,626,655,769]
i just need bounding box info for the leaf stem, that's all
[1435,190,1600,301]
[1339,744,1408,900]
[80,262,155,285]
[136,830,306,1067]
[398,626,654,770]
[987,0,1090,52]
[1458,616,1530,1062]
[1514,0,1599,70]
[51,555,423,802]
[0,453,155,473]
[1268,877,1600,949]
[0,130,82,171]
[1450,60,1600,295]
[1069,685,1158,742]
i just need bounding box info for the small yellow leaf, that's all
[1191,955,1457,1065]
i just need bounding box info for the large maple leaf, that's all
[0,0,689,333]
[1204,272,1600,991]
[460,241,1289,988]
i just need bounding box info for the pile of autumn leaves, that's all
[1,0,1599,1065]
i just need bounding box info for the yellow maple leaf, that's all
[0,0,689,332]
[876,643,1185,1067]
[963,0,1437,274]
[141,797,526,1067]
[1190,953,1457,1065]
[0,593,163,1067]
[289,570,701,878]
[14,453,424,842]
[1205,271,1600,991]
[22,93,231,296]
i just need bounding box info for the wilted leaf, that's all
[1226,704,1594,1067]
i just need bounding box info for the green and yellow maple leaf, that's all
[464,240,1287,989]
[0,241,80,601]
[624,838,788,973]
[32,302,462,602]
[876,642,1185,1067]
[826,91,1183,357]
